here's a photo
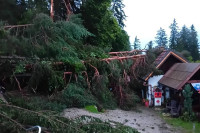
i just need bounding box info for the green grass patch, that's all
[85,105,99,113]
[163,117,200,133]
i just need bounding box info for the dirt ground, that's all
[63,106,182,133]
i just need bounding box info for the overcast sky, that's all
[123,0,200,49]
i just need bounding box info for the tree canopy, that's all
[81,0,130,51]
[169,19,179,49]
[155,27,168,47]
[133,36,141,50]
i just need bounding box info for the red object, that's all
[145,101,149,107]
[156,99,160,103]
[154,92,162,98]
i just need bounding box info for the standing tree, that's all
[0,0,19,24]
[147,41,153,50]
[177,25,190,52]
[182,84,194,121]
[112,30,130,51]
[169,19,179,50]
[111,0,126,28]
[188,25,199,61]
[81,0,130,51]
[155,27,168,47]
[133,36,141,49]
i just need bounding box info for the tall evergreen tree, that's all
[112,30,130,51]
[183,84,193,116]
[0,0,18,24]
[147,41,153,50]
[111,0,126,28]
[34,0,49,13]
[169,19,179,50]
[188,25,199,61]
[155,27,168,47]
[133,36,141,49]
[177,25,190,52]
[82,0,130,51]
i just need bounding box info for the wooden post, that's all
[50,0,54,20]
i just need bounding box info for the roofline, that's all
[156,52,171,68]
[145,72,153,81]
[177,64,200,90]
[171,52,188,63]
[145,51,188,81]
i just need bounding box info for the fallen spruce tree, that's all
[0,14,157,132]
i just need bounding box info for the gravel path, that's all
[63,106,182,133]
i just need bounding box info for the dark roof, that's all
[154,50,188,67]
[144,50,188,81]
[154,50,171,66]
[159,63,200,90]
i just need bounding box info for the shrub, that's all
[181,112,196,122]
[181,84,196,121]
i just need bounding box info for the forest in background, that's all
[134,19,200,62]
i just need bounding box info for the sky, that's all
[123,0,200,49]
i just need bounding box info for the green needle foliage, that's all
[183,84,193,115]
[0,103,139,133]
[182,84,196,121]
[82,0,130,51]
[0,3,141,132]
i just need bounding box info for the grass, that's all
[84,105,99,113]
[163,117,200,133]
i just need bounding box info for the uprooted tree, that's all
[0,1,159,131]
[0,13,157,132]
[0,13,154,109]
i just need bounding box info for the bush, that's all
[181,112,196,122]
[181,84,197,121]
[183,85,193,115]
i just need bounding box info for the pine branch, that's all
[0,104,83,132]
[0,112,26,131]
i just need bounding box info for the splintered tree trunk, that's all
[63,0,73,21]
[50,0,54,20]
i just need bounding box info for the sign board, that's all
[154,92,162,106]
[154,98,161,106]
[191,83,200,93]
[154,92,162,98]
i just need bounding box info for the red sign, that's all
[156,99,160,103]
[154,92,162,98]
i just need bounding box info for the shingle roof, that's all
[144,50,188,81]
[159,63,200,90]
[154,50,171,66]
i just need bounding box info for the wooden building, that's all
[143,50,188,106]
[159,63,200,113]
